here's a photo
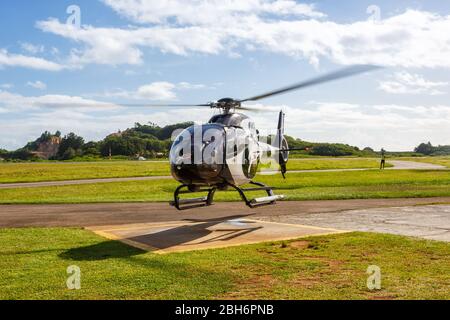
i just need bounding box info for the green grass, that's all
[395,156,450,168]
[0,161,170,183]
[0,228,448,300]
[0,170,449,204]
[0,158,387,184]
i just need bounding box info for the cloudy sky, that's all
[1,0,449,151]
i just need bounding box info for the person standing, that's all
[380,148,386,170]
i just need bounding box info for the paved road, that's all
[1,197,449,228]
[387,160,446,170]
[0,160,447,189]
[257,205,450,242]
[0,175,172,189]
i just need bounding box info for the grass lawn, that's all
[0,161,170,183]
[0,228,448,300]
[0,170,449,204]
[0,158,387,184]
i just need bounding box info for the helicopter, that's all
[142,65,379,210]
[41,65,379,210]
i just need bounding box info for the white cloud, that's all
[20,42,45,54]
[101,0,325,25]
[92,81,206,101]
[0,83,13,89]
[0,49,64,71]
[137,82,177,100]
[36,8,450,69]
[27,81,47,90]
[177,82,206,90]
[0,98,206,150]
[1,89,449,151]
[0,90,120,112]
[50,47,60,56]
[379,71,448,95]
[247,102,450,151]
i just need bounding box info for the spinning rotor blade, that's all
[239,64,380,103]
[33,102,212,108]
[235,105,264,112]
[32,64,379,111]
[114,103,213,107]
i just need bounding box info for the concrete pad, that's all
[387,160,447,170]
[87,219,346,253]
[257,205,450,242]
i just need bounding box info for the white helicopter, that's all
[155,65,379,210]
[49,65,378,210]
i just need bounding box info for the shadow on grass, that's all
[59,240,146,261]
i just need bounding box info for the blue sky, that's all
[1,0,449,151]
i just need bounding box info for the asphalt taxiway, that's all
[1,197,449,252]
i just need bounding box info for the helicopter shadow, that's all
[59,214,261,260]
[126,214,261,251]
[59,239,146,261]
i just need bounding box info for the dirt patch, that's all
[289,240,310,249]
[221,255,348,299]
[221,274,276,299]
[366,292,398,300]
[300,256,345,271]
[290,277,321,288]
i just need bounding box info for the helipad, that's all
[87,218,346,253]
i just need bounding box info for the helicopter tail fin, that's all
[276,111,289,179]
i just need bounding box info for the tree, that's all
[414,142,435,155]
[310,144,354,156]
[57,133,85,159]
[7,148,38,161]
[82,141,100,157]
[61,147,76,160]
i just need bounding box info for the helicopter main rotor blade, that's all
[235,105,264,112]
[239,64,381,103]
[115,103,213,107]
[33,102,212,108]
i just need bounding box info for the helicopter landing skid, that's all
[229,181,285,208]
[170,184,217,210]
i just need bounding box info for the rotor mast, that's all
[211,98,241,114]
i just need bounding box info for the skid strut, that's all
[229,181,284,208]
[170,184,217,210]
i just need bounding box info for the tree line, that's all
[0,122,193,161]
[0,123,449,161]
[414,142,450,156]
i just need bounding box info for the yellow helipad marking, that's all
[244,219,349,233]
[92,230,160,252]
[89,221,188,233]
[87,218,348,254]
